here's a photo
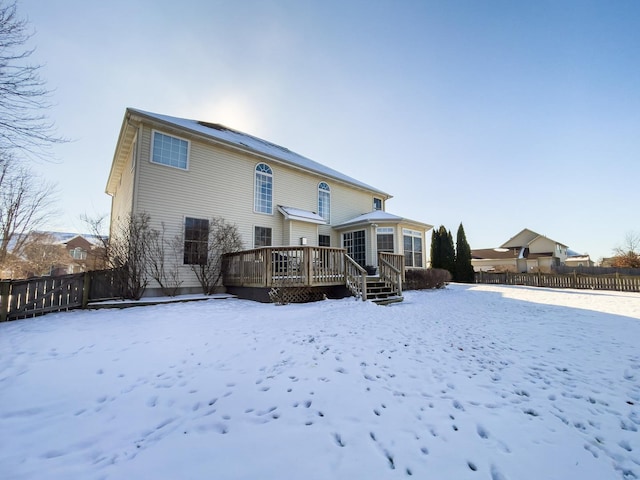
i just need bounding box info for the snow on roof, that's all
[129,108,391,197]
[42,232,106,246]
[277,206,327,224]
[334,210,432,230]
[336,210,403,227]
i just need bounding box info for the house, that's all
[0,232,106,278]
[472,228,573,273]
[563,253,595,268]
[48,233,107,275]
[106,108,432,299]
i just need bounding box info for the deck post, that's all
[0,280,10,322]
[82,271,91,308]
[265,248,272,287]
[305,247,314,286]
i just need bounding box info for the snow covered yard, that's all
[1,284,639,480]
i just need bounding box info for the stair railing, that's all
[345,254,368,301]
[378,254,403,298]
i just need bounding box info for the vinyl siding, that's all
[128,124,384,289]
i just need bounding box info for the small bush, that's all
[404,268,452,290]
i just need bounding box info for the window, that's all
[403,228,423,267]
[318,182,330,222]
[319,234,331,247]
[376,227,394,253]
[152,131,189,169]
[373,198,383,211]
[254,163,273,214]
[70,247,87,260]
[343,230,366,267]
[184,217,209,264]
[254,226,272,247]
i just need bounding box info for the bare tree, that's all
[0,1,66,157]
[108,213,155,299]
[0,155,57,266]
[612,231,640,268]
[13,231,70,277]
[147,222,183,296]
[80,212,110,265]
[191,217,243,294]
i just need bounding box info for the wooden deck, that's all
[223,246,347,288]
[223,247,405,304]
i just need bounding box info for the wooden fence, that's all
[475,271,640,292]
[0,268,124,322]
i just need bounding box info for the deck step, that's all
[371,295,404,305]
[364,277,402,304]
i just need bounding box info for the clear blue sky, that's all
[20,0,640,261]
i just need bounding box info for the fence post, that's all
[616,272,620,291]
[82,271,91,308]
[0,280,10,322]
[572,271,577,289]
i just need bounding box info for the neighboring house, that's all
[0,232,106,278]
[563,252,595,268]
[472,228,579,273]
[48,233,107,275]
[106,108,432,297]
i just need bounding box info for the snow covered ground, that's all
[1,284,639,480]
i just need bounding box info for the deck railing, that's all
[223,246,346,288]
[378,252,404,297]
[345,254,368,300]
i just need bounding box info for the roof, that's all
[334,210,432,230]
[500,228,568,249]
[277,206,327,225]
[471,248,519,260]
[114,108,391,197]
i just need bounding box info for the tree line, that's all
[430,223,475,283]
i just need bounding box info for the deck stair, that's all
[365,276,404,305]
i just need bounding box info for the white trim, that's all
[318,181,331,223]
[254,162,274,215]
[150,129,190,170]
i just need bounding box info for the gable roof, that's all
[500,228,568,249]
[108,108,391,198]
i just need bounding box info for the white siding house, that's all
[106,108,432,295]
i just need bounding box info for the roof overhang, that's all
[278,206,327,225]
[118,108,392,199]
[333,211,433,232]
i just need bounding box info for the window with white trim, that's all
[184,217,209,265]
[254,163,273,214]
[151,131,189,170]
[373,197,383,211]
[403,228,423,267]
[318,182,330,222]
[319,234,331,247]
[70,247,87,260]
[254,226,272,247]
[376,227,394,253]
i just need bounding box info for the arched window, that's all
[254,163,273,214]
[318,182,330,222]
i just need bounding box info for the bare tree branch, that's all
[612,231,640,268]
[0,155,58,266]
[0,1,67,158]
[191,217,244,294]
